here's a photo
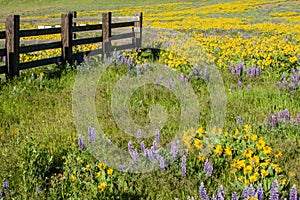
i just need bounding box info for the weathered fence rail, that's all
[0,11,143,78]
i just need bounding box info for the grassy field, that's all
[0,0,300,199]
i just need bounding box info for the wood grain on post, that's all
[102,12,112,58]
[61,13,73,65]
[6,15,20,78]
[134,12,142,49]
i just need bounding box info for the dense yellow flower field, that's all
[0,0,299,70]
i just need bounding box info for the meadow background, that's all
[0,0,299,199]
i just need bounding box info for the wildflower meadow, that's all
[0,0,299,199]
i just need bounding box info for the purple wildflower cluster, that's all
[267,108,300,129]
[199,180,299,200]
[247,66,261,77]
[277,69,300,91]
[230,62,245,76]
[88,126,96,143]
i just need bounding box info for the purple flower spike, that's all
[128,141,133,152]
[257,184,264,200]
[232,84,236,91]
[270,179,279,200]
[204,159,213,176]
[155,129,160,145]
[238,80,242,88]
[170,140,179,160]
[132,149,139,160]
[140,141,146,156]
[88,126,96,143]
[199,182,209,200]
[2,179,9,191]
[136,129,142,139]
[237,116,243,125]
[289,184,298,200]
[217,185,225,200]
[181,155,187,177]
[78,135,85,151]
[231,192,239,200]
[247,84,252,90]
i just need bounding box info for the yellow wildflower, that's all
[244,165,253,174]
[244,180,250,186]
[249,175,258,182]
[244,124,252,134]
[194,139,203,150]
[256,138,265,150]
[197,126,204,136]
[238,176,243,182]
[214,145,223,156]
[274,150,283,158]
[107,168,113,175]
[84,164,91,171]
[96,171,101,178]
[98,163,106,170]
[263,146,272,155]
[98,183,107,192]
[275,167,283,173]
[261,169,269,177]
[281,179,286,185]
[251,134,258,141]
[243,149,253,158]
[225,146,232,156]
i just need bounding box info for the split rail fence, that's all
[0,11,143,78]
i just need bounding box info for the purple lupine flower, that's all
[257,184,264,200]
[247,184,256,198]
[152,140,157,151]
[132,149,139,160]
[0,190,2,197]
[193,68,198,75]
[78,135,85,150]
[238,80,242,88]
[276,82,281,87]
[270,179,279,200]
[271,114,277,128]
[2,179,8,191]
[217,185,225,200]
[204,159,213,176]
[199,182,209,200]
[119,164,126,172]
[180,73,185,82]
[147,148,155,161]
[282,72,286,81]
[289,184,298,200]
[2,56,6,63]
[237,116,243,125]
[284,109,290,120]
[232,84,236,91]
[170,140,179,160]
[136,129,142,139]
[128,141,133,152]
[156,154,165,170]
[242,186,248,199]
[155,129,160,145]
[140,141,147,156]
[130,159,135,168]
[247,84,252,90]
[255,67,261,76]
[36,186,42,193]
[181,155,187,177]
[88,126,96,143]
[231,192,239,200]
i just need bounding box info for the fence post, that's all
[6,15,20,78]
[61,12,73,65]
[134,12,142,49]
[73,11,77,40]
[102,12,112,58]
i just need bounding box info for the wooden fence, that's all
[0,11,143,78]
